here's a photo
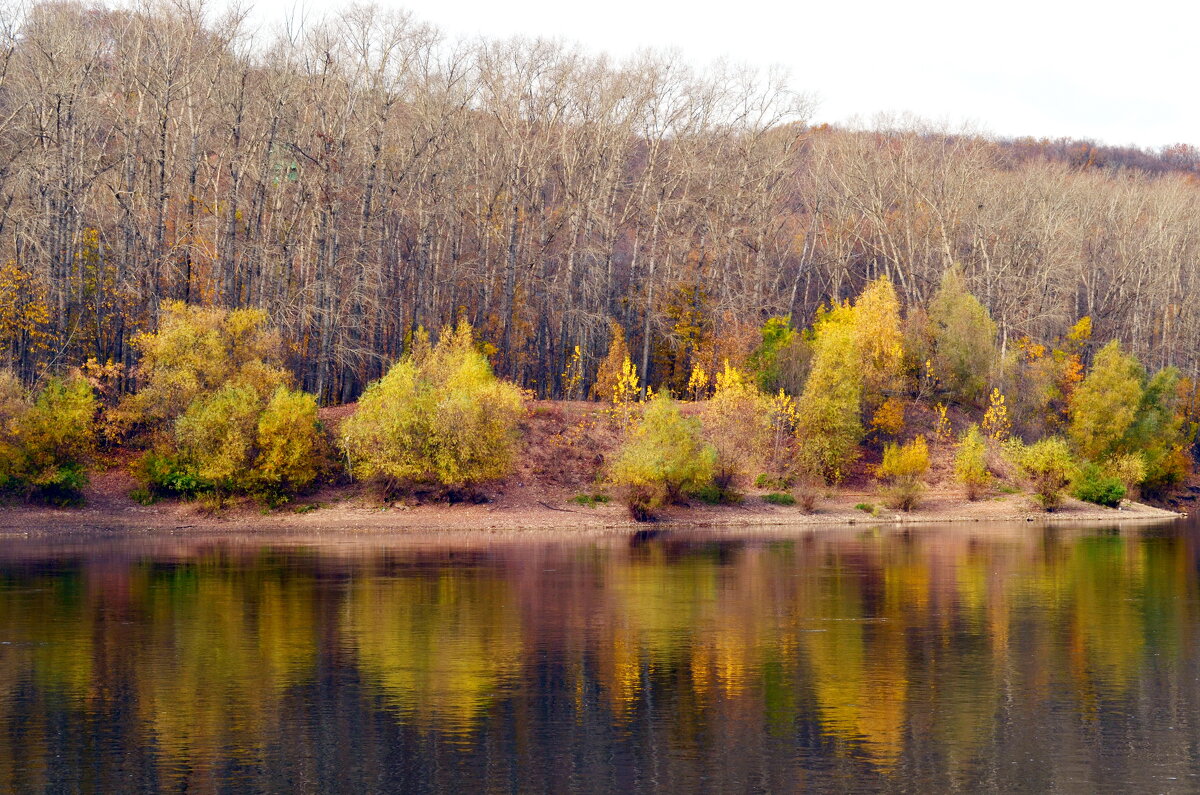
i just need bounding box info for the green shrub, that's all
[687,482,727,505]
[1104,452,1146,495]
[877,435,930,511]
[610,394,716,520]
[928,267,998,405]
[755,472,792,490]
[340,321,525,496]
[764,492,796,506]
[1012,437,1074,511]
[570,493,611,508]
[134,450,206,498]
[0,375,97,503]
[954,424,990,500]
[1068,340,1144,460]
[1072,462,1126,508]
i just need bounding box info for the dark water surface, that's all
[1,517,1199,792]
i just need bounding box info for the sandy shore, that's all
[0,486,1184,542]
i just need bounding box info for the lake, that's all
[0,516,1197,792]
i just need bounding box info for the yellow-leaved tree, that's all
[340,321,525,498]
[795,302,862,484]
[1068,340,1144,460]
[127,302,325,505]
[795,276,907,485]
[703,362,771,500]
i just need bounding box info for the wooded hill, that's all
[1,1,1199,402]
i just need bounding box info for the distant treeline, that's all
[1,1,1198,401]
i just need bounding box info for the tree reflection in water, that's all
[0,521,1195,791]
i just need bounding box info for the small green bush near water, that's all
[764,492,796,506]
[1072,462,1126,508]
[1011,437,1074,511]
[610,393,716,521]
[570,493,611,508]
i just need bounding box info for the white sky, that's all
[238,0,1197,149]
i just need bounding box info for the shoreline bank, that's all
[0,489,1183,541]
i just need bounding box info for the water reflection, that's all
[0,520,1196,791]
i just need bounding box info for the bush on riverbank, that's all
[339,321,525,499]
[1011,437,1074,511]
[0,372,96,504]
[877,435,930,511]
[611,394,716,520]
[126,303,326,505]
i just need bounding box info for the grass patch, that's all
[764,492,796,506]
[570,493,612,508]
[854,502,880,516]
[130,488,158,506]
[687,483,742,505]
[754,473,792,490]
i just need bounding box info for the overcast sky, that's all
[240,0,1196,149]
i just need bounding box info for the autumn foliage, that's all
[340,322,525,497]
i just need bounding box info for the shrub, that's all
[755,473,791,490]
[570,493,610,508]
[687,482,729,505]
[123,304,326,505]
[764,492,796,506]
[340,321,525,496]
[1068,340,1144,460]
[116,301,289,436]
[610,394,716,520]
[954,424,990,500]
[703,362,770,498]
[1072,462,1126,508]
[877,435,930,511]
[795,302,862,484]
[174,383,261,494]
[1,376,97,503]
[253,387,323,503]
[1013,437,1074,511]
[1104,453,1146,496]
[928,267,998,405]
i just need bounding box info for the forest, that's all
[0,2,1198,516]
[0,1,1198,403]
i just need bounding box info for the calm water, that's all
[0,518,1199,792]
